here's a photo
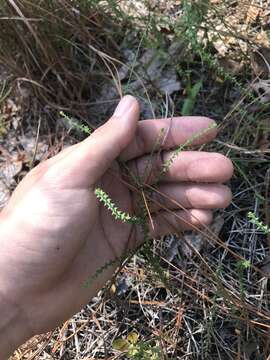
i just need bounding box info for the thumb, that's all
[60,95,140,187]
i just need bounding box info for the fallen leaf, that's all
[0,160,22,187]
[94,47,181,119]
[165,216,225,260]
[19,135,49,162]
[155,69,181,95]
[0,158,23,209]
[251,47,270,78]
[246,5,261,24]
[183,215,225,257]
[115,277,132,296]
[0,180,9,209]
[256,30,270,48]
[252,79,270,103]
[218,58,244,75]
[110,283,116,295]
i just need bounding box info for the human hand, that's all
[0,95,233,357]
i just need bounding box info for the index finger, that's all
[120,116,218,161]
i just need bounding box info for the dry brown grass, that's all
[0,0,129,123]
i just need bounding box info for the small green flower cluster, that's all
[248,212,270,235]
[83,256,117,288]
[95,188,141,224]
[161,123,217,174]
[60,111,92,135]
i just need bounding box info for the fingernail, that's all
[114,95,136,117]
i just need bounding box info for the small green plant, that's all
[59,111,92,135]
[181,80,202,116]
[112,332,161,360]
[0,81,12,137]
[0,80,12,104]
[235,259,251,320]
[236,259,251,270]
[161,122,217,175]
[236,259,250,296]
[0,117,7,137]
[94,188,142,224]
[248,212,270,234]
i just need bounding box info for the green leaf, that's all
[181,81,202,116]
[112,338,130,352]
[127,332,139,345]
[237,259,251,270]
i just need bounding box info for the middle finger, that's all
[127,151,234,185]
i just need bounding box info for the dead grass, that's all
[0,0,269,359]
[0,0,130,125]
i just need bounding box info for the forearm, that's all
[0,289,30,359]
[0,214,32,359]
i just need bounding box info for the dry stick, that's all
[10,24,42,73]
[141,189,154,231]
[30,116,41,170]
[143,127,167,185]
[215,140,270,155]
[16,78,54,96]
[265,168,270,355]
[265,168,270,250]
[0,16,41,21]
[144,92,175,185]
[92,51,123,99]
[34,1,94,85]
[168,266,270,336]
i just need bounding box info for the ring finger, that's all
[136,183,232,213]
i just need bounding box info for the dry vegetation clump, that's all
[0,0,131,124]
[0,0,269,359]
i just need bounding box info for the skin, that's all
[0,96,233,358]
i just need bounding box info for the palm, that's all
[96,165,135,257]
[0,162,133,334]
